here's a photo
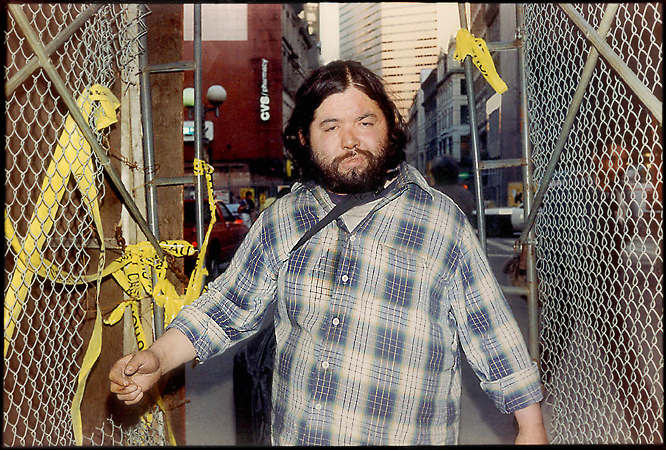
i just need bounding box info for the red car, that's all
[183,198,249,279]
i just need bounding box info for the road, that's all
[184,236,549,445]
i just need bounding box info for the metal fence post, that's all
[457,2,487,251]
[138,3,164,338]
[193,5,206,257]
[515,4,540,361]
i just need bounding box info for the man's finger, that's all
[110,382,137,394]
[120,390,144,405]
[109,355,133,386]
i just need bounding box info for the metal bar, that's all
[458,3,487,251]
[451,39,522,56]
[478,158,526,170]
[559,3,662,125]
[148,176,196,187]
[519,3,621,245]
[5,4,103,96]
[144,60,195,74]
[486,39,522,52]
[138,3,164,338]
[516,4,540,361]
[8,4,164,259]
[193,5,206,255]
[500,285,529,296]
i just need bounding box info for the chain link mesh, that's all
[524,3,663,444]
[3,3,165,446]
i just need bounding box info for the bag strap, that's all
[290,169,400,254]
[290,191,378,254]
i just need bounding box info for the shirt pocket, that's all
[374,243,457,372]
[375,242,431,315]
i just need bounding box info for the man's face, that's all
[303,86,391,194]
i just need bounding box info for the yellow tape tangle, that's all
[454,28,508,94]
[4,84,118,357]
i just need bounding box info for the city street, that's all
[184,236,550,445]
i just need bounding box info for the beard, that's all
[310,143,399,194]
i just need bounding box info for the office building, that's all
[339,2,458,117]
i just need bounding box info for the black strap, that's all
[290,191,378,254]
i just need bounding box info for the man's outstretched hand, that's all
[109,350,162,405]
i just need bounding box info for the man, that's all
[110,60,548,445]
[237,191,256,226]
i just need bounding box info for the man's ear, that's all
[298,130,307,146]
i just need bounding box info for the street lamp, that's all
[183,84,227,148]
[183,84,227,118]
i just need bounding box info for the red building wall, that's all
[183,4,283,164]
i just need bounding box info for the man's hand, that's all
[109,350,162,405]
[514,402,548,444]
[109,328,197,405]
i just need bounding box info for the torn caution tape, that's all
[454,28,508,94]
[3,85,218,446]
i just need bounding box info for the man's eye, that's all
[361,122,374,127]
[325,125,337,132]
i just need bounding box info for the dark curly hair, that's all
[283,60,408,181]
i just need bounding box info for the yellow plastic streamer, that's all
[4,84,117,356]
[454,28,508,94]
[1,84,118,444]
[3,84,215,446]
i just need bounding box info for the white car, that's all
[472,206,525,236]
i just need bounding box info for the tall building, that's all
[405,39,470,178]
[338,2,459,117]
[469,3,521,206]
[437,37,470,167]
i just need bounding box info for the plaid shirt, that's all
[168,162,543,445]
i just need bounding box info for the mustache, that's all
[332,148,374,166]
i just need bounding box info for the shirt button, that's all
[341,274,349,283]
[321,361,329,369]
[332,317,340,326]
[350,235,356,242]
[314,403,322,411]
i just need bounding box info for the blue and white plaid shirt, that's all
[168,162,543,445]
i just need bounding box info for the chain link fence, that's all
[524,3,663,444]
[4,3,170,446]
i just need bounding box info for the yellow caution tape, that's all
[4,84,117,357]
[454,28,508,94]
[70,85,118,447]
[3,81,214,447]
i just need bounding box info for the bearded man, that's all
[110,60,547,445]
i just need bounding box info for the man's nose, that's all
[341,125,359,149]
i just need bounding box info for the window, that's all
[460,105,469,124]
[460,79,467,96]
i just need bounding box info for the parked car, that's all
[183,198,249,279]
[471,205,524,237]
[226,203,240,216]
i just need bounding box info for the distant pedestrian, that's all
[238,191,256,226]
[430,155,475,221]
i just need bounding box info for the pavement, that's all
[183,236,553,445]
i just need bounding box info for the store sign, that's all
[183,120,214,142]
[259,58,270,121]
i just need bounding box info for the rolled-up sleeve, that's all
[167,211,278,363]
[449,219,543,414]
